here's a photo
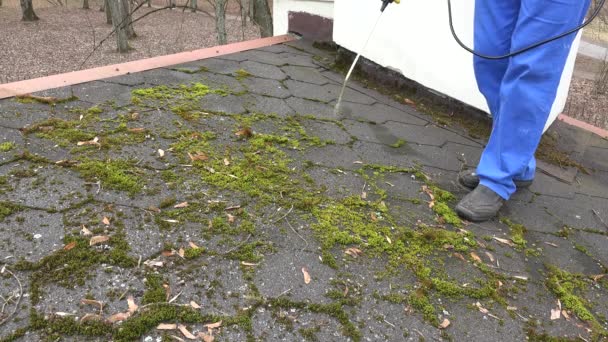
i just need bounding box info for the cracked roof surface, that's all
[1,39,608,341]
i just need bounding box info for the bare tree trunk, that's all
[190,0,197,12]
[121,0,136,38]
[252,0,272,37]
[105,0,113,24]
[109,0,129,52]
[215,0,227,45]
[147,0,150,7]
[238,0,247,40]
[0,0,3,7]
[83,0,89,9]
[20,0,39,21]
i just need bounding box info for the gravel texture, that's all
[0,3,261,83]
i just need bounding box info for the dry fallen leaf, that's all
[361,191,367,199]
[241,261,258,266]
[223,158,230,166]
[544,242,559,248]
[158,149,165,158]
[235,127,253,138]
[130,112,140,120]
[157,323,178,330]
[188,151,209,161]
[439,318,450,329]
[55,159,78,167]
[345,247,363,258]
[80,313,103,322]
[227,214,236,223]
[592,274,606,282]
[63,241,77,251]
[453,253,466,262]
[81,299,103,309]
[77,137,100,146]
[178,248,185,258]
[81,225,92,236]
[107,312,131,323]
[302,267,311,284]
[493,237,515,247]
[199,333,215,342]
[421,185,435,208]
[470,252,482,263]
[475,302,489,314]
[404,98,416,106]
[551,308,561,320]
[102,216,111,225]
[174,201,189,208]
[507,306,517,311]
[443,244,454,250]
[485,252,495,263]
[204,321,222,330]
[513,276,528,281]
[190,301,201,309]
[162,250,174,257]
[189,241,200,249]
[128,127,146,133]
[90,235,110,246]
[144,259,164,267]
[163,284,171,301]
[562,310,570,320]
[370,212,378,222]
[178,324,197,340]
[127,295,138,314]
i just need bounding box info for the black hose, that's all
[447,0,607,59]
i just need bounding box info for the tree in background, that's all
[20,0,39,21]
[215,0,228,44]
[252,0,272,37]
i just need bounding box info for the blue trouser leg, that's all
[472,0,537,181]
[474,0,591,200]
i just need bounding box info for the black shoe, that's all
[458,169,533,190]
[455,185,505,222]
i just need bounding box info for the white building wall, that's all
[332,0,582,131]
[273,0,582,131]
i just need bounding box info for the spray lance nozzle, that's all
[380,0,399,12]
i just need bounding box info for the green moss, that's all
[574,243,591,256]
[544,265,599,329]
[22,118,96,147]
[131,82,230,107]
[76,159,143,195]
[184,246,204,259]
[114,305,222,341]
[499,217,527,249]
[0,201,23,222]
[299,326,321,341]
[30,309,111,339]
[16,94,78,105]
[0,141,15,152]
[14,232,136,304]
[408,290,438,325]
[87,105,103,115]
[142,273,167,304]
[390,139,406,148]
[235,69,252,80]
[432,202,462,227]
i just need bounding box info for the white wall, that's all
[273,0,334,36]
[332,0,582,131]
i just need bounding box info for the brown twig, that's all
[0,266,23,326]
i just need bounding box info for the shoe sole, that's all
[455,203,496,222]
[458,178,533,190]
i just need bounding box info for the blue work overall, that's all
[473,0,591,199]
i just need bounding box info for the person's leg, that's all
[459,0,520,189]
[457,0,591,221]
[472,0,520,117]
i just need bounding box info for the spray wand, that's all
[380,0,399,12]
